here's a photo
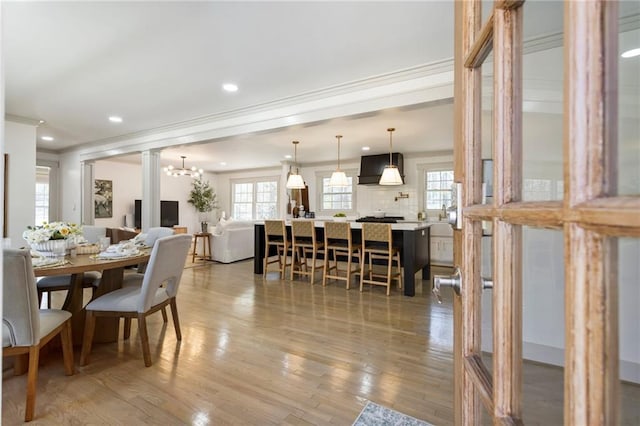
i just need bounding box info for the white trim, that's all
[315,169,358,216]
[230,175,280,220]
[416,158,454,215]
[36,159,60,222]
[68,64,454,161]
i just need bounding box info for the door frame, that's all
[453,0,637,424]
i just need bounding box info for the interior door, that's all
[449,1,637,424]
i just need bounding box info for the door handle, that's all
[446,182,462,230]
[432,267,462,303]
[432,269,493,304]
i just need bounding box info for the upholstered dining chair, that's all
[360,223,402,296]
[80,234,192,367]
[36,225,107,308]
[144,226,175,247]
[322,221,361,289]
[3,249,74,422]
[290,220,324,284]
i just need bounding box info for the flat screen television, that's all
[134,200,179,229]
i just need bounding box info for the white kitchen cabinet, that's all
[429,223,453,267]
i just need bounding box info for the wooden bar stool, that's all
[322,221,361,289]
[290,220,324,284]
[263,220,292,278]
[360,223,402,296]
[192,232,212,262]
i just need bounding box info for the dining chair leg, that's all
[169,298,182,341]
[25,345,40,422]
[161,307,168,323]
[60,320,75,376]
[123,318,132,340]
[137,313,153,367]
[80,311,96,366]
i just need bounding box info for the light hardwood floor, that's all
[3,261,639,425]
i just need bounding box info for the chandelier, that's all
[164,156,203,179]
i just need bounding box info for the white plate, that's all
[97,249,140,259]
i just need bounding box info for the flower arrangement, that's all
[23,222,82,244]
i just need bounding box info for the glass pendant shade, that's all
[286,140,306,189]
[329,134,349,187]
[286,173,306,189]
[379,127,403,185]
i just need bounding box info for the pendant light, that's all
[329,135,349,187]
[379,127,403,185]
[286,140,306,189]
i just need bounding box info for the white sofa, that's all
[208,219,256,263]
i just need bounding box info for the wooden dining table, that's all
[33,250,151,345]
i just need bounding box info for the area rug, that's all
[352,401,434,426]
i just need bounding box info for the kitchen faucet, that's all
[438,204,447,221]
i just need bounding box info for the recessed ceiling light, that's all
[222,83,238,92]
[362,146,370,151]
[41,136,54,141]
[621,48,640,58]
[219,162,227,166]
[285,154,292,159]
[109,116,123,123]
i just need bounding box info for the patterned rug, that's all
[352,401,434,426]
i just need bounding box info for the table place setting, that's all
[94,241,142,260]
[31,256,70,269]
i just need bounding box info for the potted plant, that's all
[187,179,218,233]
[333,212,347,222]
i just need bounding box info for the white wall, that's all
[93,159,215,234]
[4,121,37,248]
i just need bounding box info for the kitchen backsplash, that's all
[356,185,421,219]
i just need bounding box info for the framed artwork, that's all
[94,179,113,218]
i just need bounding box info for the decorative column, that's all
[141,149,162,232]
[80,160,95,225]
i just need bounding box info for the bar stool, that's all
[290,220,324,284]
[360,223,402,296]
[192,232,212,262]
[263,220,292,279]
[322,221,361,289]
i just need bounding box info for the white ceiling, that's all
[4,1,638,172]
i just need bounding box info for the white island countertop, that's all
[257,219,436,231]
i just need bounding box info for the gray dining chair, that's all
[36,225,107,308]
[2,249,74,422]
[80,234,192,367]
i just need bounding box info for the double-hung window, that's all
[417,162,454,214]
[35,166,51,225]
[231,177,279,220]
[316,170,357,215]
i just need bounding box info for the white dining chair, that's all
[2,249,74,422]
[81,225,107,243]
[144,226,175,247]
[80,234,192,367]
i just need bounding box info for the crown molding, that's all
[72,61,455,161]
[5,113,43,126]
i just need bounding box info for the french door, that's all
[451,0,638,424]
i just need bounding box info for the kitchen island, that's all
[254,220,431,296]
